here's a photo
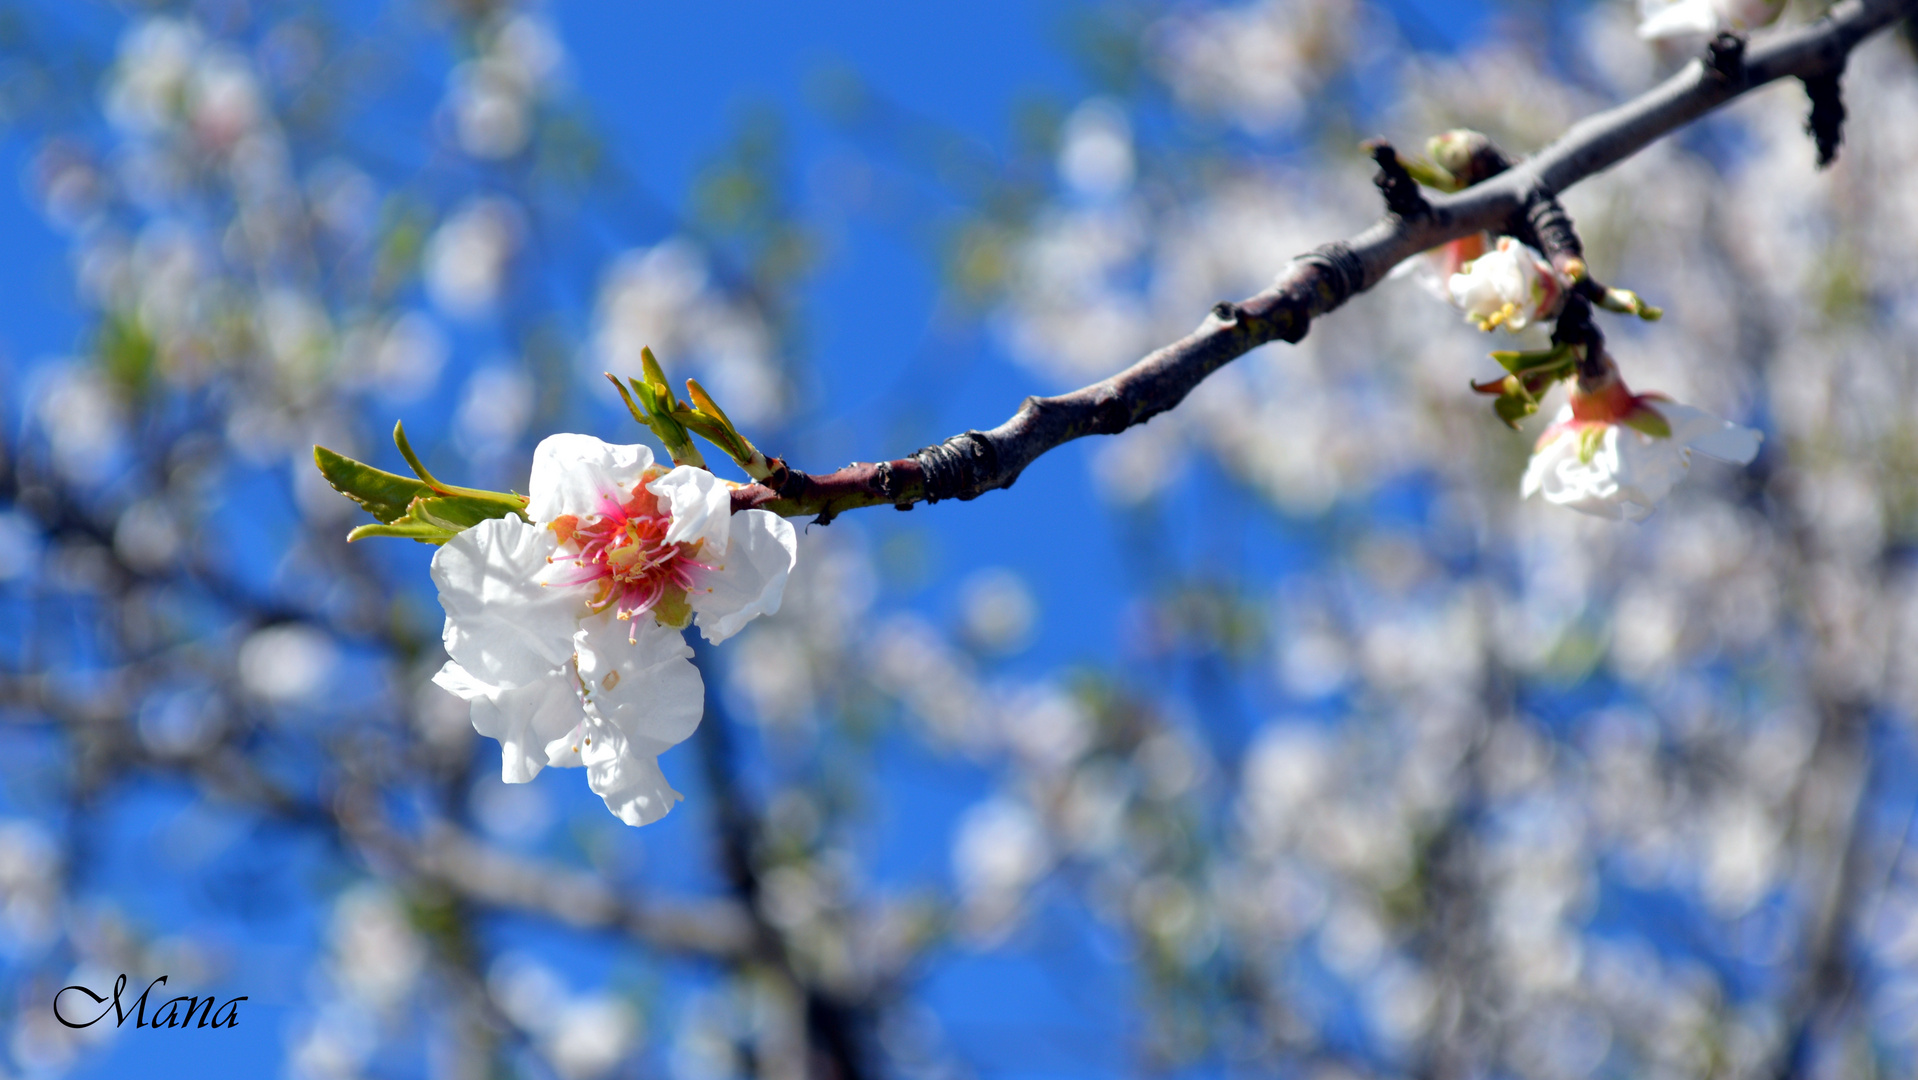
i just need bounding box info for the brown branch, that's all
[730,0,1913,522]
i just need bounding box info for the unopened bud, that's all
[1427,129,1495,184]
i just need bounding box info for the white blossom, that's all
[1637,0,1784,41]
[1522,395,1762,522]
[430,435,797,825]
[423,198,521,319]
[1446,236,1567,332]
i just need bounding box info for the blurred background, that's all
[2,0,1917,1077]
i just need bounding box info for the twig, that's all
[729,0,1913,523]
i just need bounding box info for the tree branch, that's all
[730,0,1913,522]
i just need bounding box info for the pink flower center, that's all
[547,485,711,629]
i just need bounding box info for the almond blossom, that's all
[1391,231,1490,302]
[1637,0,1784,41]
[1446,237,1568,333]
[430,434,797,825]
[1521,368,1762,522]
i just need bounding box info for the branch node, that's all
[911,430,1000,504]
[1523,190,1584,267]
[1802,68,1847,169]
[1089,390,1129,435]
[1295,241,1365,325]
[1706,31,1747,83]
[1211,301,1241,324]
[1364,139,1430,219]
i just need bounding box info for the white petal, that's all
[435,660,583,783]
[688,509,797,644]
[433,516,581,688]
[648,465,732,551]
[525,433,654,523]
[584,730,683,827]
[1657,402,1763,464]
[1637,0,1719,38]
[431,659,493,701]
[574,611,705,748]
[1524,426,1653,521]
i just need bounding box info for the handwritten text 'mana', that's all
[54,975,247,1029]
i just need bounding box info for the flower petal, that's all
[580,721,684,826]
[688,509,797,644]
[526,434,654,523]
[434,660,583,783]
[574,611,705,748]
[433,516,581,688]
[1657,402,1763,464]
[648,465,732,551]
[1523,425,1666,521]
[1637,0,1718,39]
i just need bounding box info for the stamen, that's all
[548,482,708,637]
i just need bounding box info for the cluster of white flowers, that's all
[431,434,797,826]
[592,241,787,426]
[443,10,566,160]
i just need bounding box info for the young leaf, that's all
[313,445,435,524]
[345,493,523,545]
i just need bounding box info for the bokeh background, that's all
[2,0,1917,1077]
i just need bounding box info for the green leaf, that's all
[345,493,524,545]
[388,421,529,511]
[314,445,435,524]
[347,518,457,544]
[640,346,673,402]
[413,494,518,532]
[97,310,158,397]
[617,358,707,469]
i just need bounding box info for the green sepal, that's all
[1489,344,1574,378]
[1620,405,1672,439]
[1493,394,1537,430]
[314,444,436,524]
